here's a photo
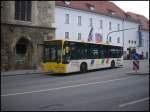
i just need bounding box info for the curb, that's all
[126,72,149,75]
[1,71,53,77]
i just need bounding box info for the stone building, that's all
[1,1,55,71]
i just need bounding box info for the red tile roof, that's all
[56,1,149,31]
[56,1,127,19]
[126,12,149,31]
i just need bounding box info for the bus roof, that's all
[45,39,123,47]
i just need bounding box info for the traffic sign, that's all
[132,53,139,60]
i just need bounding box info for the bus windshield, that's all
[43,40,62,63]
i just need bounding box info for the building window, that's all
[65,14,69,24]
[90,6,95,11]
[78,16,81,25]
[128,40,130,44]
[89,18,93,27]
[108,9,116,16]
[132,40,134,44]
[86,3,95,11]
[109,21,112,30]
[65,32,69,39]
[78,33,81,40]
[135,41,136,44]
[109,36,112,42]
[142,39,144,46]
[100,20,103,29]
[117,24,120,30]
[117,37,120,43]
[127,15,132,19]
[64,1,70,5]
[15,1,32,21]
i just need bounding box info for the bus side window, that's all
[118,47,123,58]
[104,46,110,58]
[78,43,86,59]
[68,42,75,60]
[93,49,99,59]
[90,44,98,59]
[89,44,93,59]
[110,48,114,58]
[80,48,87,59]
[99,46,104,58]
[99,48,103,58]
[109,46,111,58]
[87,44,90,59]
[76,43,81,59]
[117,47,119,58]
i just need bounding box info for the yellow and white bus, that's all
[41,40,123,73]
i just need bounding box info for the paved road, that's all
[1,61,149,111]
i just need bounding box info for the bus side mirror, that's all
[62,47,70,64]
[65,47,70,53]
[63,55,70,64]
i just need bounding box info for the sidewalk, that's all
[1,69,52,77]
[124,59,149,75]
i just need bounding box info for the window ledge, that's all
[15,20,32,24]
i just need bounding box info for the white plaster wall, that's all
[55,6,123,46]
[123,20,149,58]
[137,30,149,58]
[123,20,139,52]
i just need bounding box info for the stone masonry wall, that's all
[1,1,55,72]
[1,24,55,71]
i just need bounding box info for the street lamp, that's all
[106,25,142,44]
[106,26,141,43]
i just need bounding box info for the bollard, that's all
[132,52,140,73]
[133,60,139,72]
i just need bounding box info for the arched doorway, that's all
[14,37,33,69]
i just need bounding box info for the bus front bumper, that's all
[41,62,67,73]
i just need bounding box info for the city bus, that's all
[41,40,123,73]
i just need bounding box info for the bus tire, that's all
[80,62,87,73]
[111,60,115,69]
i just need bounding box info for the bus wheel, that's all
[80,63,87,73]
[111,61,115,69]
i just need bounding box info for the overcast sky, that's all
[111,1,149,19]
